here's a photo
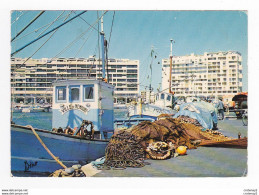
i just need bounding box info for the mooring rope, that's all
[26,125,67,169]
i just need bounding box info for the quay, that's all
[94,118,247,177]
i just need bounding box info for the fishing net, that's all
[177,115,202,127]
[97,131,147,170]
[100,118,235,169]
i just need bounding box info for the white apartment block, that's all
[162,51,243,97]
[11,57,139,104]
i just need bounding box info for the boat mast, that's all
[149,46,154,103]
[100,14,107,82]
[169,39,174,94]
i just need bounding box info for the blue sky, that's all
[11,10,248,92]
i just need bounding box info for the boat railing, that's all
[114,118,155,129]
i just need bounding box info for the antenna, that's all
[169,39,175,94]
[101,14,104,33]
[149,46,155,103]
[170,39,175,57]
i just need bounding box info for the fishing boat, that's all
[128,40,177,120]
[20,105,31,113]
[41,104,52,112]
[20,105,45,113]
[12,105,22,113]
[128,92,175,120]
[11,11,114,174]
[11,79,114,173]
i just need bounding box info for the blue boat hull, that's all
[11,124,108,173]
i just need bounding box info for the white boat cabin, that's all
[154,92,174,108]
[52,79,114,138]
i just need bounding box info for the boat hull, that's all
[22,108,45,113]
[11,125,108,173]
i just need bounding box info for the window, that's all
[83,85,94,101]
[56,86,66,102]
[161,93,165,99]
[69,86,80,102]
[71,88,79,101]
[167,95,171,101]
[127,69,138,73]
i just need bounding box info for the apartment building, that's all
[162,51,243,97]
[11,57,139,104]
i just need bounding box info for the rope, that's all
[12,11,107,70]
[11,11,45,42]
[21,29,59,65]
[44,11,107,65]
[12,13,71,43]
[74,26,95,58]
[107,11,115,50]
[72,11,99,32]
[26,125,67,169]
[11,11,86,57]
[11,11,27,25]
[36,11,65,38]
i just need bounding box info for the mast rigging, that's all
[11,11,87,57]
[11,11,45,42]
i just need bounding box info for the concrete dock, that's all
[94,118,247,177]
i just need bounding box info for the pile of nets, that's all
[97,131,147,170]
[177,115,202,127]
[100,117,231,169]
[146,141,174,160]
[200,129,231,142]
[130,118,200,149]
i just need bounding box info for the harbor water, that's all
[12,109,128,130]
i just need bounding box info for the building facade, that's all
[11,57,139,104]
[162,51,243,97]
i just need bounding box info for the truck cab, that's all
[232,92,248,118]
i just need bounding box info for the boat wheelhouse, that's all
[52,79,114,139]
[154,92,174,108]
[128,92,175,120]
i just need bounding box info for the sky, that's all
[11,10,248,92]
